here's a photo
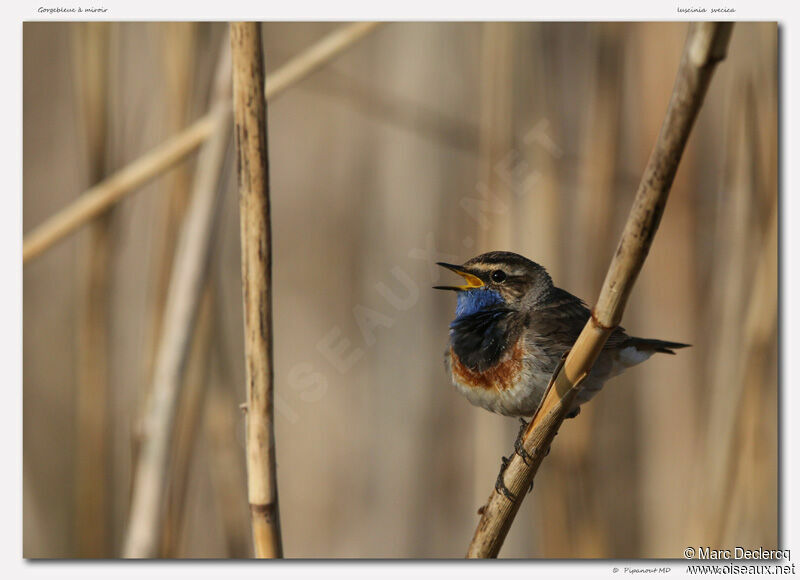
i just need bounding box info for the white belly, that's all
[447,347,551,417]
[453,367,550,417]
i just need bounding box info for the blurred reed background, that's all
[22,21,777,558]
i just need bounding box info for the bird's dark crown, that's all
[435,251,554,309]
[462,250,543,271]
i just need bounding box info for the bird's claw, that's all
[495,455,517,501]
[565,406,581,419]
[514,418,533,466]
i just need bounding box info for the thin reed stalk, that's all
[205,370,253,558]
[466,22,734,559]
[24,112,217,264]
[698,80,761,546]
[713,194,777,545]
[134,24,198,556]
[160,287,216,556]
[143,22,198,406]
[704,80,778,546]
[550,23,625,558]
[472,21,517,544]
[158,29,228,557]
[71,21,112,559]
[230,21,282,559]
[122,53,233,557]
[23,22,382,264]
[574,23,623,296]
[632,24,700,555]
[514,23,572,557]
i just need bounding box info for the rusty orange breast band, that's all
[450,338,524,391]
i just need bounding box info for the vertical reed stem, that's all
[71,21,111,558]
[472,20,517,536]
[230,21,283,559]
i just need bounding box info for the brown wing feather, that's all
[528,287,631,353]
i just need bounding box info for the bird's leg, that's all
[511,419,540,494]
[513,417,533,466]
[494,455,516,501]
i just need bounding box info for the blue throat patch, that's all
[453,288,504,322]
[449,288,511,372]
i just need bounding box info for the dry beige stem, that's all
[472,21,516,532]
[115,20,380,560]
[159,32,229,557]
[23,22,382,264]
[122,83,233,559]
[230,21,282,559]
[160,287,215,557]
[466,22,734,559]
[711,189,778,545]
[143,23,198,408]
[71,21,112,559]
[205,375,254,558]
[23,113,218,264]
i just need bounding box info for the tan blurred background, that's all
[23,22,778,558]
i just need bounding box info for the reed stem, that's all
[466,22,734,559]
[23,22,382,264]
[231,21,283,559]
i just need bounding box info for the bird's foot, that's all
[514,418,533,466]
[565,406,581,419]
[494,455,516,502]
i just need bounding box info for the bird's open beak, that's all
[433,262,485,291]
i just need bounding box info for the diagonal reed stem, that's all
[466,22,734,559]
[23,22,381,264]
[122,44,233,557]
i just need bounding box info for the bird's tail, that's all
[627,338,691,355]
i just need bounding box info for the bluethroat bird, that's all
[435,251,689,419]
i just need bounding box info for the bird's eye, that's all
[490,270,507,283]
